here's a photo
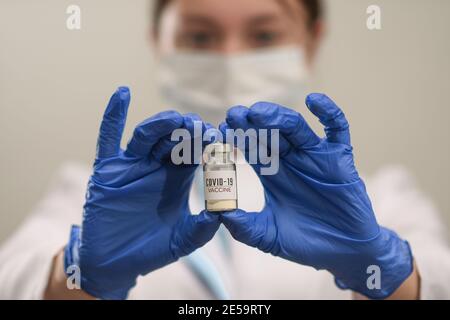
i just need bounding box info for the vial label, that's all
[204,171,237,201]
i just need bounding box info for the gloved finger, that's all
[224,106,253,148]
[183,113,205,138]
[225,105,251,131]
[247,101,320,149]
[223,106,262,153]
[223,106,291,173]
[220,209,277,253]
[97,87,131,159]
[305,93,351,145]
[225,105,291,155]
[219,121,262,173]
[152,113,215,163]
[220,107,256,166]
[183,113,219,152]
[171,211,221,258]
[125,110,184,158]
[151,113,202,162]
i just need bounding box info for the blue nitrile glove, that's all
[64,87,220,300]
[219,94,413,299]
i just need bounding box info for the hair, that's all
[152,0,323,33]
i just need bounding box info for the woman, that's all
[1,0,449,300]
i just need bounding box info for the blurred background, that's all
[0,0,449,243]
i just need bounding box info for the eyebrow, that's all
[179,13,283,28]
[247,14,283,25]
[180,15,218,28]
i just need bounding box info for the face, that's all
[155,0,322,64]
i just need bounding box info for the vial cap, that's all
[208,142,232,153]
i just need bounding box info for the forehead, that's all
[161,0,306,25]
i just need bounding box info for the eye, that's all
[190,32,212,44]
[251,31,281,46]
[181,31,216,49]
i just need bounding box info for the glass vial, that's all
[203,143,238,212]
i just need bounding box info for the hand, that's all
[219,94,413,299]
[64,87,220,299]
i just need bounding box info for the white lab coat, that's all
[0,159,449,299]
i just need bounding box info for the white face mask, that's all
[157,46,310,125]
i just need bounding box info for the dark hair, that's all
[153,0,323,33]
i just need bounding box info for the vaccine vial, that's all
[203,143,238,212]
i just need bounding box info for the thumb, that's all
[220,209,277,253]
[171,211,221,258]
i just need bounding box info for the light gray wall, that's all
[1,0,449,242]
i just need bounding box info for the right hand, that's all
[64,87,220,299]
[219,96,413,299]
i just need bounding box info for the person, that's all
[1,0,449,300]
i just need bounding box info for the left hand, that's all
[219,93,413,299]
[64,87,220,299]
